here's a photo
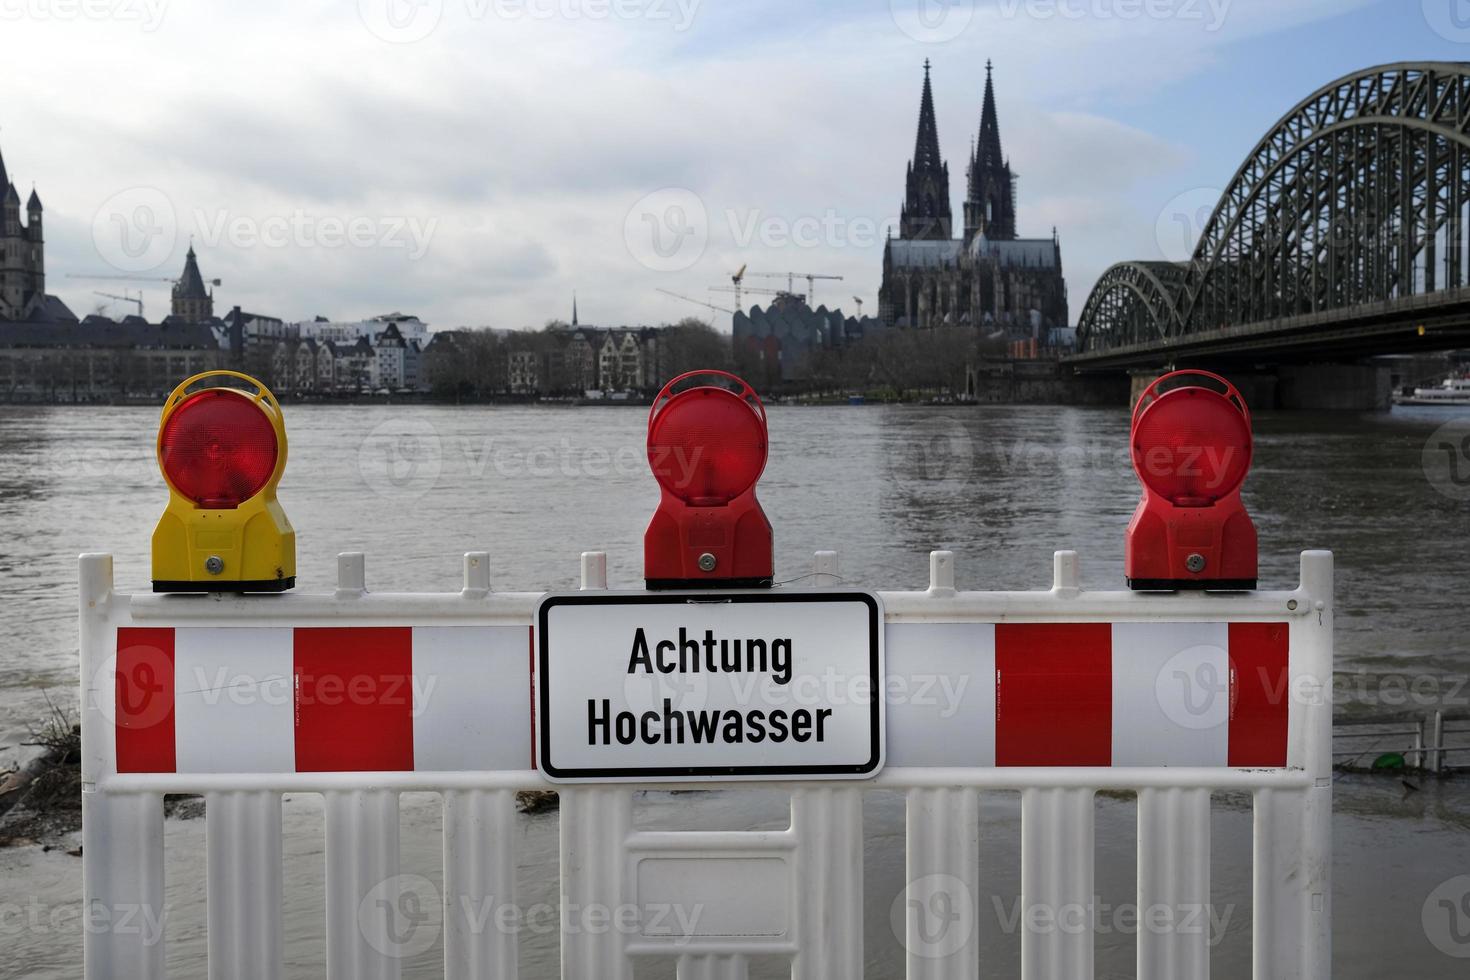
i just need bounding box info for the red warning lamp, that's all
[644,370,773,590]
[159,389,279,508]
[1125,369,1257,591]
[152,371,295,593]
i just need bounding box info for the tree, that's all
[658,318,732,383]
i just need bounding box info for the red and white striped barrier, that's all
[111,620,1288,774]
[80,549,1333,980]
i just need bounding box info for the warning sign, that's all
[534,591,884,781]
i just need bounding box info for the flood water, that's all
[2,402,1469,977]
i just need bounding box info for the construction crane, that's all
[709,284,788,306]
[67,272,224,287]
[745,271,844,304]
[852,296,864,318]
[726,264,748,311]
[94,290,145,318]
[656,288,735,327]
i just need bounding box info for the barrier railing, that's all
[1334,710,1470,773]
[80,547,1333,980]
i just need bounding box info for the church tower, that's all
[171,243,214,321]
[899,59,952,241]
[0,137,48,322]
[963,61,1017,243]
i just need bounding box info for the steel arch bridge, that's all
[1072,62,1470,369]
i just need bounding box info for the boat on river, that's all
[1396,377,1470,406]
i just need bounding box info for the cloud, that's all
[3,0,1370,328]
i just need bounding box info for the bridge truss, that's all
[1074,63,1470,367]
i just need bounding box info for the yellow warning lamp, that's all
[151,371,295,592]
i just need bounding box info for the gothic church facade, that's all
[878,62,1068,335]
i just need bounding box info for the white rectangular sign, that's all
[534,591,884,781]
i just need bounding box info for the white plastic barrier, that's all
[79,548,1333,980]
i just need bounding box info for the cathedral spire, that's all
[900,59,952,241]
[974,60,1004,178]
[572,290,578,327]
[964,59,1016,243]
[913,59,941,172]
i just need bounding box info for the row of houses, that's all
[503,326,661,396]
[0,306,435,402]
[261,323,423,395]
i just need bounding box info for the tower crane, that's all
[745,271,844,304]
[852,296,864,318]
[94,290,145,318]
[709,284,788,307]
[727,264,748,311]
[656,288,735,327]
[68,272,224,288]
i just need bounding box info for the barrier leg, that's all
[324,789,401,980]
[82,791,166,980]
[560,787,632,980]
[206,790,283,980]
[791,787,863,980]
[1254,786,1330,979]
[443,788,518,980]
[1137,787,1210,980]
[903,787,980,978]
[1020,787,1094,980]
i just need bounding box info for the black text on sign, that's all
[535,592,884,781]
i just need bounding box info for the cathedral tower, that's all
[899,59,952,241]
[963,61,1017,243]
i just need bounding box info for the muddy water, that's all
[2,402,1469,977]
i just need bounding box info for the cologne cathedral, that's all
[878,61,1068,336]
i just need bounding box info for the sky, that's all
[3,0,1465,331]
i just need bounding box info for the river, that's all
[2,402,1468,977]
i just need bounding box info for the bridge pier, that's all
[1276,363,1392,411]
[1129,363,1392,411]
